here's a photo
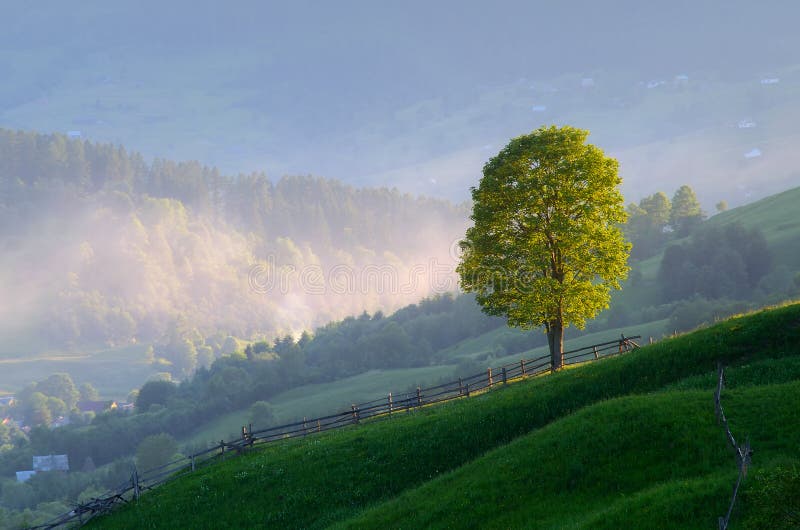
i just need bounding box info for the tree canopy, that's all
[457,125,630,369]
[670,184,705,236]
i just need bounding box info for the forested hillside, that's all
[0,129,468,364]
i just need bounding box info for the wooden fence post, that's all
[132,468,140,502]
[458,377,464,396]
[592,346,599,360]
[465,383,470,397]
[388,393,393,415]
[487,367,493,387]
[351,404,360,424]
[502,367,507,385]
[303,417,308,436]
[317,419,321,433]
[220,440,225,456]
[520,359,526,376]
[416,387,422,407]
[191,454,196,472]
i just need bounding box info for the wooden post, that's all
[303,417,308,436]
[242,425,247,443]
[520,359,526,376]
[465,383,470,397]
[487,367,493,387]
[592,346,599,360]
[388,393,393,415]
[132,468,140,502]
[317,419,321,432]
[649,336,654,345]
[416,387,422,407]
[191,454,196,472]
[458,377,464,396]
[220,440,225,456]
[351,404,359,424]
[502,366,507,385]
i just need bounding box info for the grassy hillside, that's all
[181,319,666,447]
[613,184,800,311]
[183,365,454,446]
[705,185,800,268]
[0,344,153,399]
[89,301,800,528]
[339,383,799,529]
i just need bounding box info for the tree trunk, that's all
[547,320,564,372]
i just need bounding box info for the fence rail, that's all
[28,334,639,529]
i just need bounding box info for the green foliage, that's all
[659,223,772,302]
[135,381,177,412]
[458,125,630,366]
[136,433,179,472]
[742,461,800,529]
[670,184,705,237]
[248,401,275,429]
[79,382,100,402]
[625,191,672,260]
[34,374,79,410]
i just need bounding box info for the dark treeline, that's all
[660,223,772,302]
[0,129,468,357]
[0,128,463,251]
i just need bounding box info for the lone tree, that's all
[457,126,630,370]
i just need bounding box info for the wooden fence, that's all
[715,364,753,530]
[28,334,640,529]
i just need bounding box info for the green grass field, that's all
[183,365,455,447]
[0,344,156,399]
[706,185,800,268]
[182,319,668,449]
[88,302,800,529]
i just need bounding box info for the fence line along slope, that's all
[88,302,800,529]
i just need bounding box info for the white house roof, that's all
[33,454,69,472]
[16,470,36,482]
[744,148,762,159]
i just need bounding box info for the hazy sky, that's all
[2,1,799,205]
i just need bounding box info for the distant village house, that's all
[33,454,70,472]
[16,454,70,482]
